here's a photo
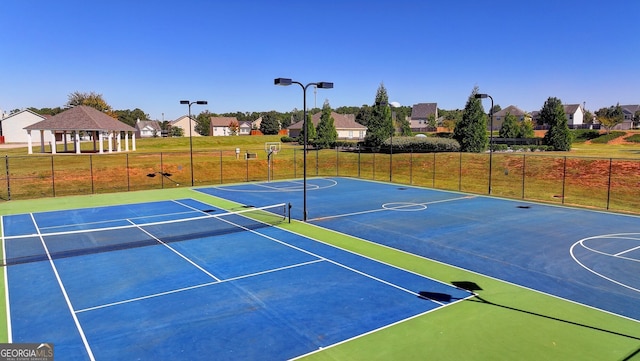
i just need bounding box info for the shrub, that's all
[280,136,295,143]
[624,134,640,143]
[591,131,626,144]
[572,129,600,142]
[381,136,460,153]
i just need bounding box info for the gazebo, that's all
[23,105,137,154]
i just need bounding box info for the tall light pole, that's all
[274,78,333,221]
[475,93,494,194]
[179,100,208,186]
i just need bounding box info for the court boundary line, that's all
[570,234,640,294]
[30,213,96,361]
[1,216,11,342]
[308,195,475,222]
[76,259,324,314]
[294,217,640,325]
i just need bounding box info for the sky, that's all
[1,0,638,120]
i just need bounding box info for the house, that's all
[409,103,438,132]
[210,117,240,136]
[287,112,366,140]
[0,109,48,143]
[135,119,162,138]
[491,105,527,130]
[620,104,639,130]
[172,115,201,137]
[563,104,585,128]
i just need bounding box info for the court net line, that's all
[3,203,288,240]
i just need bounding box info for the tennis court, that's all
[1,196,472,360]
[1,177,640,360]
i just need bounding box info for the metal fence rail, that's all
[2,148,639,214]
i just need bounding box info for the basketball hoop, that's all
[265,142,281,182]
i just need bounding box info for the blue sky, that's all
[1,0,638,120]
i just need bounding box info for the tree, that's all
[453,87,488,152]
[595,104,624,134]
[260,112,280,135]
[499,112,520,138]
[541,97,572,151]
[67,91,111,112]
[195,110,213,136]
[520,115,535,138]
[113,108,149,127]
[315,100,338,149]
[170,126,184,137]
[364,83,392,148]
[228,120,239,136]
[355,105,372,126]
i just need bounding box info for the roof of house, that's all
[621,105,640,114]
[493,105,526,117]
[563,104,583,115]
[410,103,437,119]
[135,119,161,131]
[288,112,365,130]
[210,117,239,127]
[1,109,47,122]
[24,105,135,132]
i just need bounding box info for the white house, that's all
[564,104,584,127]
[172,115,201,137]
[135,119,162,138]
[0,109,48,143]
[210,117,239,136]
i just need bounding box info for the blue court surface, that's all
[1,197,472,360]
[197,177,640,323]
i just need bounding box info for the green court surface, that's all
[1,186,639,360]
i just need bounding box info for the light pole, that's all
[274,78,333,221]
[475,93,494,194]
[179,100,208,186]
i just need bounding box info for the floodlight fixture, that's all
[180,100,190,104]
[274,78,293,86]
[475,93,489,99]
[316,82,333,89]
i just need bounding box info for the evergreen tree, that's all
[260,112,280,135]
[499,112,520,138]
[541,97,572,151]
[315,100,338,149]
[453,87,488,152]
[364,83,392,148]
[301,112,317,142]
[520,116,535,138]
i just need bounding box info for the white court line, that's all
[1,216,12,342]
[308,195,475,222]
[30,214,96,361]
[76,259,323,313]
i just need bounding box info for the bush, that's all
[381,136,460,153]
[591,131,626,144]
[280,136,295,143]
[625,134,640,143]
[572,129,600,142]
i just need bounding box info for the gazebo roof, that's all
[24,105,135,132]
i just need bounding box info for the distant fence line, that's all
[2,147,639,214]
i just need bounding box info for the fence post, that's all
[357,147,361,178]
[458,152,462,191]
[606,158,612,210]
[336,146,339,176]
[293,149,297,179]
[5,155,10,200]
[521,154,526,199]
[126,153,130,191]
[315,148,319,176]
[432,153,436,188]
[90,154,94,194]
[410,149,413,185]
[51,155,55,197]
[219,150,223,184]
[160,152,164,189]
[561,156,567,204]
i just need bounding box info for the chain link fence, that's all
[2,147,639,214]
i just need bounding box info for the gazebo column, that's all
[116,131,122,152]
[92,131,97,152]
[99,132,104,154]
[39,130,45,153]
[108,132,113,153]
[125,132,129,151]
[75,130,81,154]
[63,131,69,152]
[27,130,33,154]
[50,130,57,154]
[132,133,136,151]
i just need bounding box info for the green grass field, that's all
[1,187,639,360]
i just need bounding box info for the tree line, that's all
[20,89,635,152]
